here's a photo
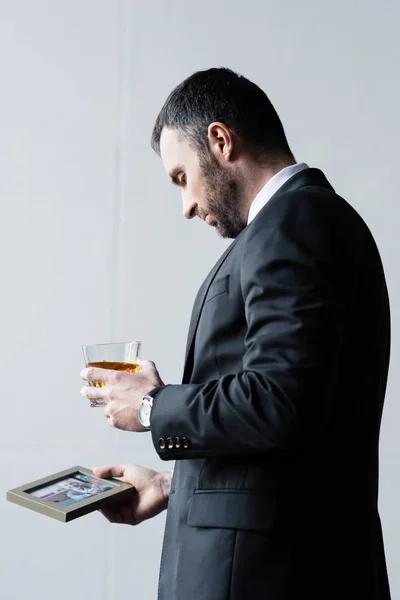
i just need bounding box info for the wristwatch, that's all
[138,387,163,430]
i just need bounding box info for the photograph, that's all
[28,472,115,507]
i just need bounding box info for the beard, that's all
[199,153,247,239]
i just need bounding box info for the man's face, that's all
[160,128,247,239]
[64,481,84,490]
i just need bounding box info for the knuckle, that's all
[109,370,121,385]
[104,402,113,416]
[107,389,116,401]
[85,368,95,380]
[142,360,155,370]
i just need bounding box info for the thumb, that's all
[92,464,127,480]
[139,359,157,374]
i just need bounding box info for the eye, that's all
[178,173,187,186]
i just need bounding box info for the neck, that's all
[240,156,296,218]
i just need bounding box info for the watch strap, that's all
[139,387,163,430]
[144,386,163,402]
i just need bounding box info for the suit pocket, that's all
[204,274,229,303]
[187,489,276,532]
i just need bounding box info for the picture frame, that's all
[7,465,134,523]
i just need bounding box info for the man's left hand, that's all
[80,360,164,432]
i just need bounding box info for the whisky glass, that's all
[82,341,141,407]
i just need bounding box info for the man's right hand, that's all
[92,464,172,525]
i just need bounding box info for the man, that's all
[53,480,103,506]
[80,68,391,599]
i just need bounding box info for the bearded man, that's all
[81,67,391,600]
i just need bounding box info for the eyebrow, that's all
[169,166,185,185]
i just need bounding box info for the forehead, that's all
[159,127,198,176]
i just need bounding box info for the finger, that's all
[80,385,109,401]
[103,405,117,428]
[81,367,109,384]
[119,501,137,525]
[99,507,123,523]
[92,465,127,479]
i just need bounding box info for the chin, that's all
[217,223,246,240]
[216,227,232,240]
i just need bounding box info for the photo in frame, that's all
[7,466,134,522]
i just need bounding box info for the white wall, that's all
[1,1,399,598]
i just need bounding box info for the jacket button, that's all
[167,437,174,449]
[174,437,181,449]
[158,438,166,450]
[181,437,190,449]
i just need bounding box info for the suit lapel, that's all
[182,236,241,382]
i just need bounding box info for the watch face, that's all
[139,400,151,427]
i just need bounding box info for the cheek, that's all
[190,176,209,206]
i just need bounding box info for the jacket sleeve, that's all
[150,193,347,460]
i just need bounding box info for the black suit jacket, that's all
[151,168,391,600]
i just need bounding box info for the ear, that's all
[207,122,234,162]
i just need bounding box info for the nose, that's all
[183,196,198,220]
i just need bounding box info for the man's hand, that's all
[80,360,164,431]
[93,464,171,525]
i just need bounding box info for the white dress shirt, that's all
[247,163,310,225]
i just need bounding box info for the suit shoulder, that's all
[249,186,370,240]
[244,186,384,278]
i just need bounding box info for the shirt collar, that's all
[247,163,310,225]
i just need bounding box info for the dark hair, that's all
[151,67,293,162]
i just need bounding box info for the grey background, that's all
[0,1,398,598]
